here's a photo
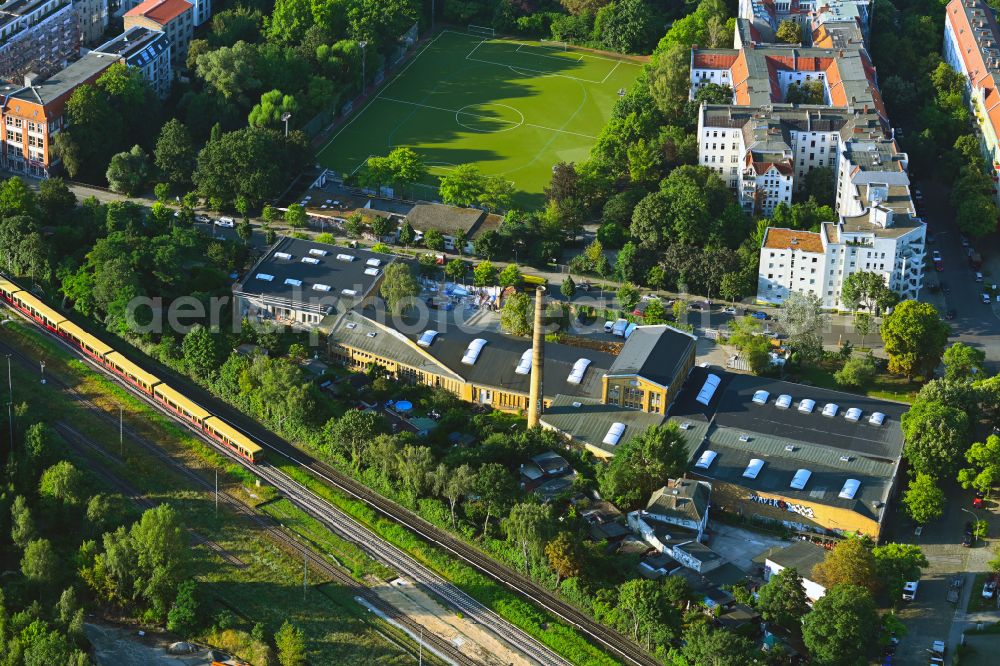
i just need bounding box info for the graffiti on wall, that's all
[747,493,815,519]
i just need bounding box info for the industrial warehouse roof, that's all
[606,325,697,387]
[234,237,394,311]
[327,310,458,380]
[540,395,666,454]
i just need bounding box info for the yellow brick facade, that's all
[602,351,694,414]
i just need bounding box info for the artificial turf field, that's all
[316,29,644,207]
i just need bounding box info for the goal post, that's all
[539,39,568,51]
[468,24,495,38]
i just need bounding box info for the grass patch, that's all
[968,573,996,613]
[794,363,920,404]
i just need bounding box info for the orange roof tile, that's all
[948,0,1000,147]
[764,228,824,253]
[692,53,738,69]
[124,0,192,25]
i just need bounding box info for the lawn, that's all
[317,29,643,208]
[794,363,921,404]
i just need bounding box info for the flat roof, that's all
[3,52,115,107]
[541,395,666,454]
[762,540,828,576]
[234,237,394,312]
[327,310,457,380]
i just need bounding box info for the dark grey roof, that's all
[3,53,114,106]
[234,237,394,312]
[646,480,710,525]
[541,395,666,454]
[327,310,457,379]
[762,540,827,577]
[606,325,697,387]
[94,26,168,63]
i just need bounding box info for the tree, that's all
[284,203,307,228]
[473,260,498,286]
[776,19,803,43]
[479,176,515,212]
[854,312,874,350]
[369,215,392,240]
[505,502,552,573]
[324,409,387,467]
[873,543,928,604]
[903,473,946,524]
[195,41,261,103]
[901,399,970,477]
[181,325,223,379]
[379,262,420,315]
[758,567,809,637]
[386,147,426,196]
[498,264,523,289]
[643,299,667,325]
[834,355,877,389]
[598,423,689,509]
[10,495,36,549]
[617,283,640,312]
[802,584,879,666]
[438,464,476,527]
[786,80,826,104]
[783,291,825,363]
[396,445,435,499]
[680,622,760,666]
[155,119,196,187]
[500,292,533,336]
[424,228,445,251]
[167,579,202,635]
[958,434,1000,496]
[361,155,392,194]
[21,538,58,585]
[275,620,307,666]
[445,258,466,282]
[881,300,950,379]
[545,161,579,203]
[195,126,307,206]
[37,177,77,219]
[545,532,582,586]
[439,164,485,207]
[811,536,878,594]
[594,0,655,53]
[0,175,39,218]
[39,461,85,506]
[728,315,772,374]
[841,271,895,314]
[956,194,999,239]
[106,145,150,195]
[249,89,299,129]
[943,342,986,381]
[475,463,517,534]
[561,276,576,300]
[397,220,416,246]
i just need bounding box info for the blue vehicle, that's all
[750,311,769,320]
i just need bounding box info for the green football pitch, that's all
[315,30,643,208]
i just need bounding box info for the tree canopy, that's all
[597,423,689,509]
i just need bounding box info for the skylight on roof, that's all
[366,258,382,267]
[844,407,862,422]
[695,373,721,406]
[822,403,839,417]
[274,252,293,260]
[515,349,532,375]
[798,399,816,413]
[839,478,861,500]
[790,469,812,490]
[738,433,751,442]
[743,458,765,479]
[284,278,302,286]
[461,338,487,365]
[869,411,885,426]
[364,267,379,276]
[313,283,331,291]
[776,394,792,409]
[341,289,358,296]
[695,450,717,469]
[567,358,591,385]
[256,273,274,281]
[346,322,357,329]
[602,422,626,446]
[336,253,355,262]
[752,390,770,405]
[309,248,328,257]
[301,257,320,264]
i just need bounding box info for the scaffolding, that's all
[0,0,80,81]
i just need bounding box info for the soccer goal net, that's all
[539,39,568,51]
[468,24,495,38]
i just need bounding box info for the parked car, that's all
[750,311,770,320]
[982,579,997,599]
[722,306,737,314]
[984,292,993,304]
[603,320,614,333]
[216,216,235,228]
[963,532,974,547]
[932,250,942,262]
[974,492,985,508]
[195,215,211,223]
[947,576,963,603]
[902,580,919,601]
[961,235,970,247]
[975,272,984,282]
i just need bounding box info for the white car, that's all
[983,580,997,599]
[902,580,919,601]
[984,292,993,304]
[603,320,614,333]
[722,306,737,314]
[215,216,235,228]
[195,215,211,223]
[976,272,984,282]
[932,250,942,262]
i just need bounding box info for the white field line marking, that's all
[600,60,623,84]
[317,31,448,158]
[376,96,597,140]
[514,42,583,62]
[465,55,604,84]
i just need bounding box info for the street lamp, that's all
[281,111,292,138]
[359,41,368,94]
[39,360,44,385]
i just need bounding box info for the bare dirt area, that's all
[372,578,532,666]
[85,623,224,666]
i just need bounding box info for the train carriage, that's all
[153,383,211,428]
[204,416,264,463]
[11,291,66,331]
[0,277,22,304]
[104,351,162,395]
[56,320,114,362]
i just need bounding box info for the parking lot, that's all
[705,522,789,572]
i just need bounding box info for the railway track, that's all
[2,301,657,666]
[0,335,479,666]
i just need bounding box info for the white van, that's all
[902,580,918,601]
[216,216,235,228]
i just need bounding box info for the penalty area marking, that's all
[454,103,525,133]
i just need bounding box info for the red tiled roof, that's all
[124,0,192,25]
[947,0,1000,148]
[692,53,738,69]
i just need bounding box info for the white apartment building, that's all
[757,205,925,309]
[0,0,80,80]
[93,25,171,98]
[737,0,871,47]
